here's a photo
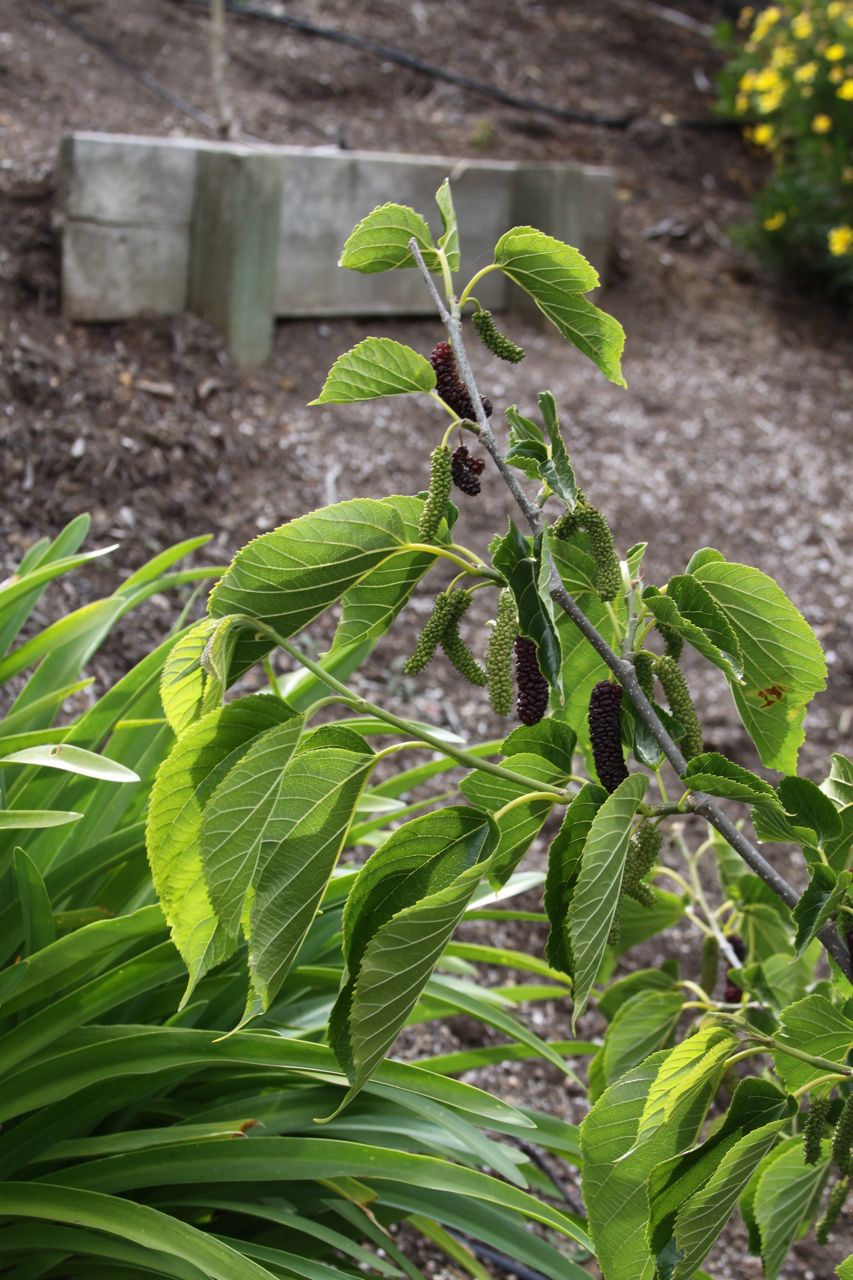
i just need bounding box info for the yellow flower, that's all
[755,67,781,91]
[826,43,846,61]
[754,6,782,41]
[758,87,785,112]
[828,0,843,15]
[738,5,755,29]
[829,65,844,82]
[792,13,814,39]
[794,61,819,83]
[771,44,796,69]
[838,78,853,98]
[812,113,833,132]
[740,70,757,92]
[735,92,750,113]
[764,211,787,230]
[752,123,776,146]
[828,224,853,255]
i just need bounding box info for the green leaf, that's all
[0,1184,276,1280]
[13,847,55,955]
[537,391,578,507]
[682,752,778,805]
[670,1120,788,1278]
[691,558,827,773]
[773,995,853,1092]
[613,889,686,955]
[330,807,497,1101]
[544,782,606,976]
[580,1052,711,1280]
[591,990,683,1099]
[778,775,842,846]
[643,576,743,681]
[246,739,375,1014]
[634,1024,736,1151]
[460,751,561,887]
[753,1138,830,1280]
[648,1078,794,1263]
[493,226,626,386]
[434,180,460,271]
[822,753,853,808]
[0,745,139,783]
[0,809,82,830]
[338,203,440,274]
[199,714,308,940]
[331,496,439,649]
[491,520,562,694]
[159,619,218,737]
[568,773,648,1026]
[209,497,414,641]
[504,406,547,480]
[501,718,577,775]
[792,865,851,956]
[597,967,679,1021]
[825,803,853,873]
[310,339,436,404]
[146,695,295,998]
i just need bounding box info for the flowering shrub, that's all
[719,1,853,298]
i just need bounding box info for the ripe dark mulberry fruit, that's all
[403,590,455,676]
[471,309,526,363]
[816,1177,849,1244]
[654,654,703,760]
[451,445,486,497]
[588,680,629,793]
[514,636,550,725]
[803,1096,831,1166]
[832,1095,853,1176]
[430,341,493,421]
[486,589,518,716]
[440,590,487,688]
[418,445,453,542]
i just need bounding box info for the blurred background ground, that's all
[0,3,851,1276]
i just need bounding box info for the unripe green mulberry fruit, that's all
[472,309,526,363]
[816,1177,849,1244]
[440,589,488,688]
[588,680,629,793]
[654,654,703,760]
[700,935,719,998]
[551,502,620,603]
[832,1095,853,1176]
[581,506,622,602]
[514,636,550,725]
[403,591,455,676]
[418,445,452,542]
[486,589,518,716]
[655,620,684,661]
[803,1097,831,1166]
[608,914,622,947]
[623,822,660,907]
[633,650,655,702]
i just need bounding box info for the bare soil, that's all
[0,3,851,1277]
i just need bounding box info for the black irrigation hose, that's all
[176,0,741,133]
[34,0,219,131]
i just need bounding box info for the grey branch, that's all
[409,236,852,981]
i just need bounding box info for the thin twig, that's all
[409,237,853,982]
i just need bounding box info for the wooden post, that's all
[188,147,282,367]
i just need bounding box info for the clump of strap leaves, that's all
[147,182,853,1280]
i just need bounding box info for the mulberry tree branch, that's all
[409,237,853,982]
